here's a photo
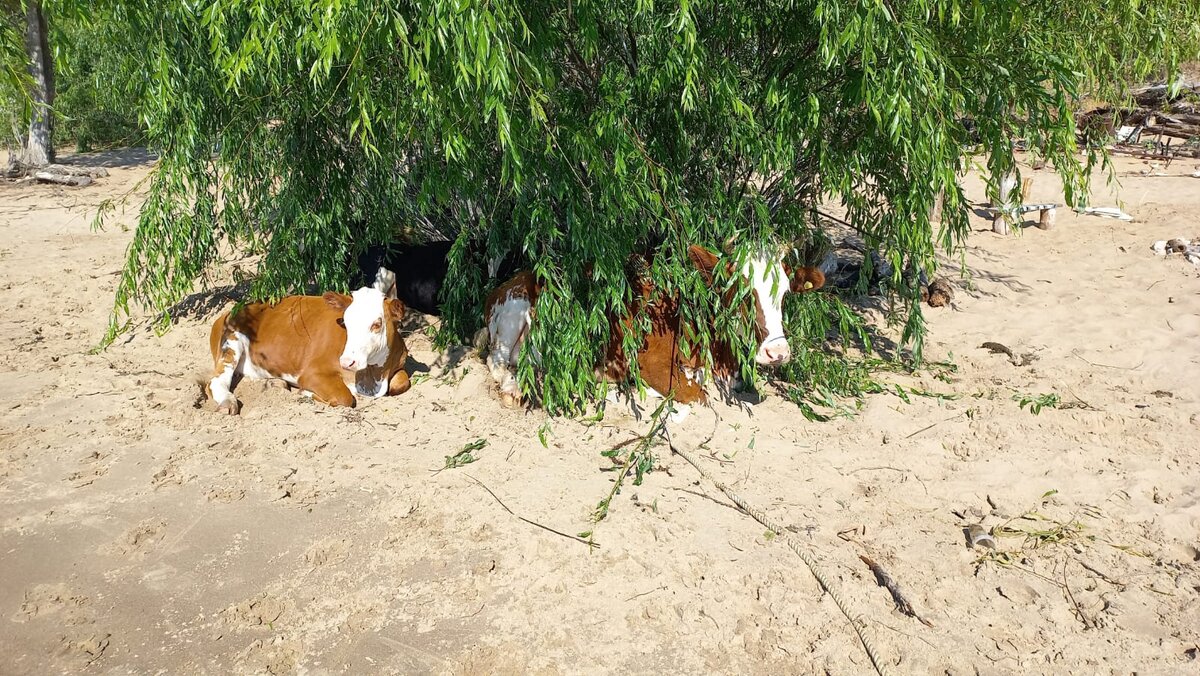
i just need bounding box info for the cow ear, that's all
[687,245,720,283]
[789,267,825,293]
[386,298,407,321]
[323,291,352,310]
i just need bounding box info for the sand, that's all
[1,150,1198,674]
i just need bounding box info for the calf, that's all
[354,240,519,316]
[484,245,825,415]
[206,288,410,414]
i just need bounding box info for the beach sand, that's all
[1,150,1198,674]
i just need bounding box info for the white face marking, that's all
[339,287,390,371]
[742,252,792,365]
[373,266,397,299]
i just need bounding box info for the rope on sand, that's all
[663,425,891,676]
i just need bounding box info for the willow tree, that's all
[0,0,56,167]
[97,0,1199,413]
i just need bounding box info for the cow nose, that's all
[761,342,792,365]
[340,356,358,371]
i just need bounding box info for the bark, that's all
[21,0,54,166]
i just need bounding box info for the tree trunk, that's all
[22,0,54,166]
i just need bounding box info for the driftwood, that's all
[1131,82,1200,108]
[1078,82,1200,145]
[859,554,934,627]
[4,160,107,187]
[41,163,109,178]
[1142,125,1200,141]
[33,171,92,187]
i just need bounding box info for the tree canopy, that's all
[85,0,1198,413]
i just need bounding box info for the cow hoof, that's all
[216,398,241,415]
[499,391,524,409]
[472,328,490,357]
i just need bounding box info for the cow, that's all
[483,244,825,418]
[353,240,519,316]
[205,287,411,414]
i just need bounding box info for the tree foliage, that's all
[2,0,142,157]
[93,0,1199,413]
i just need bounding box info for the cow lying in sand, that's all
[206,288,410,414]
[484,245,825,419]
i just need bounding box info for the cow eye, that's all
[371,320,382,332]
[336,318,346,329]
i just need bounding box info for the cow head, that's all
[323,288,406,371]
[687,245,825,366]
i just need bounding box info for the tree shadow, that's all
[162,281,251,323]
[58,148,157,169]
[405,354,431,375]
[957,267,1033,298]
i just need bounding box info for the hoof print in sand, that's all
[303,538,350,568]
[58,632,111,667]
[238,637,300,675]
[151,461,188,489]
[15,584,91,625]
[204,486,245,503]
[271,468,319,506]
[223,593,287,628]
[66,466,108,489]
[103,520,167,559]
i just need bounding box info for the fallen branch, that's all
[465,474,598,549]
[34,171,93,187]
[859,554,935,628]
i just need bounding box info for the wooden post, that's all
[992,213,1010,235]
[1020,177,1033,202]
[1037,207,1056,230]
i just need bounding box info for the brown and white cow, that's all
[206,287,411,414]
[483,245,825,419]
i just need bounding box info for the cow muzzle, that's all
[755,338,792,365]
[339,354,365,371]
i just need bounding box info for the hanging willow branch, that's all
[85,0,1200,413]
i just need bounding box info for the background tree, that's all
[94,0,1200,414]
[1,0,53,167]
[19,0,51,164]
[2,0,138,170]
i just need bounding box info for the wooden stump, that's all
[992,213,1010,235]
[1037,207,1056,230]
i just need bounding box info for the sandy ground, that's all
[1,150,1198,675]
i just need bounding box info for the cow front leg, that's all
[300,373,356,408]
[388,368,411,396]
[487,308,528,409]
[209,335,244,415]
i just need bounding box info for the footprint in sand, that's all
[204,485,245,503]
[57,632,111,668]
[66,450,111,488]
[151,461,187,489]
[221,592,287,628]
[101,519,168,559]
[303,538,350,568]
[238,637,301,675]
[13,584,92,626]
